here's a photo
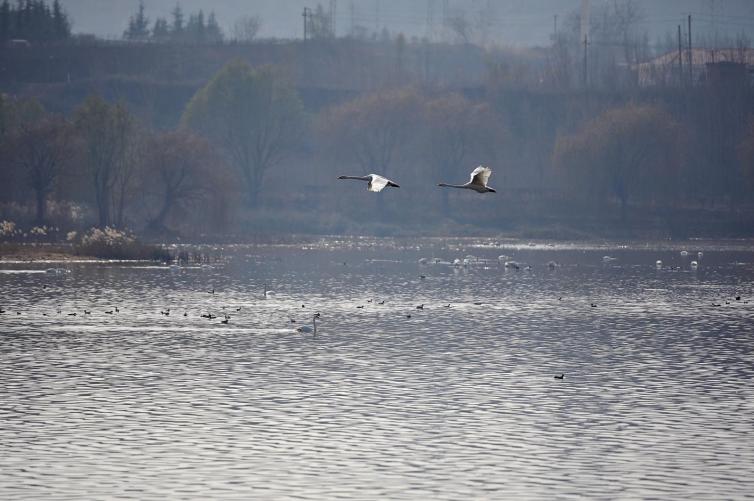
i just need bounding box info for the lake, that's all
[1,237,753,499]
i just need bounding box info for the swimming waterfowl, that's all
[296,313,320,335]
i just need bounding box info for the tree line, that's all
[0,0,70,43]
[123,1,224,44]
[2,56,754,237]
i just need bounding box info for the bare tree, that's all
[74,95,135,227]
[424,93,505,214]
[445,13,473,44]
[319,87,423,177]
[143,130,220,232]
[232,15,261,42]
[112,127,146,228]
[12,117,73,223]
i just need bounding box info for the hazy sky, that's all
[59,0,754,46]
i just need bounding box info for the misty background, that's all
[59,1,754,46]
[2,0,754,243]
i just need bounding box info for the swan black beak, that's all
[488,188,497,193]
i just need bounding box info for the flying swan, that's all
[337,174,400,192]
[438,166,496,193]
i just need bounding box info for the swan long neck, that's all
[339,175,370,181]
[438,183,468,189]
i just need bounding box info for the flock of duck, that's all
[1,243,749,383]
[2,249,744,328]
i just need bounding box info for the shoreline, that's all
[0,243,89,263]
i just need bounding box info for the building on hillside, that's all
[635,47,754,87]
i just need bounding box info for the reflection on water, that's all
[1,238,753,499]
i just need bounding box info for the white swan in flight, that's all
[296,313,320,335]
[338,174,400,192]
[438,166,496,193]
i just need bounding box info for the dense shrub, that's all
[74,226,170,260]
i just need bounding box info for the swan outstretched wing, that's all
[368,174,390,192]
[469,166,492,187]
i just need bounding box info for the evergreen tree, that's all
[51,0,69,40]
[0,1,10,41]
[152,17,169,42]
[124,0,149,41]
[205,11,223,43]
[185,9,205,43]
[1,0,69,42]
[170,3,183,40]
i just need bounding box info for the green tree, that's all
[74,96,135,227]
[182,62,304,207]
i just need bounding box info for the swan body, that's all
[263,283,275,299]
[296,313,320,335]
[338,174,400,192]
[438,166,496,193]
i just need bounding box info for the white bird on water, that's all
[263,283,275,299]
[296,313,320,335]
[337,174,400,192]
[438,166,496,193]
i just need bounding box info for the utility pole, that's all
[330,0,337,37]
[349,0,354,36]
[583,34,588,88]
[303,7,309,41]
[678,24,683,86]
[687,14,693,86]
[426,0,433,41]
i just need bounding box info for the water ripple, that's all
[1,239,753,499]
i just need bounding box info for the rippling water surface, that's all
[2,238,753,499]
